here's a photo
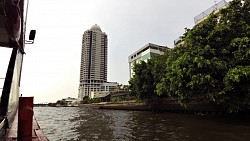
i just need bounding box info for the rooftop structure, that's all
[194,0,228,25]
[174,0,229,47]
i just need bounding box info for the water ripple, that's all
[34,107,250,141]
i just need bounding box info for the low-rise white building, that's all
[128,43,168,78]
[89,82,118,99]
[63,97,79,107]
[90,91,109,99]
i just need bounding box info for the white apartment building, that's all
[128,43,168,79]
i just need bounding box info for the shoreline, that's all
[79,100,230,115]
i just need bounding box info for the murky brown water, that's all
[34,107,250,141]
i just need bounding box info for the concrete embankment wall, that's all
[96,101,226,115]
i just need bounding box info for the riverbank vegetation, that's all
[129,0,250,113]
[48,100,67,107]
[80,95,135,104]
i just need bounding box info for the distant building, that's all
[61,97,78,107]
[78,24,119,101]
[128,43,168,79]
[102,82,119,92]
[89,82,118,98]
[90,91,109,99]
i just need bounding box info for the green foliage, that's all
[111,97,124,102]
[116,84,129,91]
[56,100,67,106]
[129,0,250,112]
[156,0,250,112]
[80,96,107,104]
[81,96,90,104]
[129,51,169,100]
[129,61,154,99]
[88,98,102,103]
[48,102,56,107]
[220,66,250,112]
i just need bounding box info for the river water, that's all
[34,107,250,141]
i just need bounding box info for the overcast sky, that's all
[0,0,230,103]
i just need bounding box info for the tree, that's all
[129,49,170,100]
[56,100,67,106]
[157,0,250,112]
[116,84,123,91]
[129,61,155,99]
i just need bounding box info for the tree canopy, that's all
[129,0,250,113]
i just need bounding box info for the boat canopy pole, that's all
[0,48,18,116]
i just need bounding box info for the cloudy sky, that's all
[0,0,230,103]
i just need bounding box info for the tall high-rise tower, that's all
[78,24,108,100]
